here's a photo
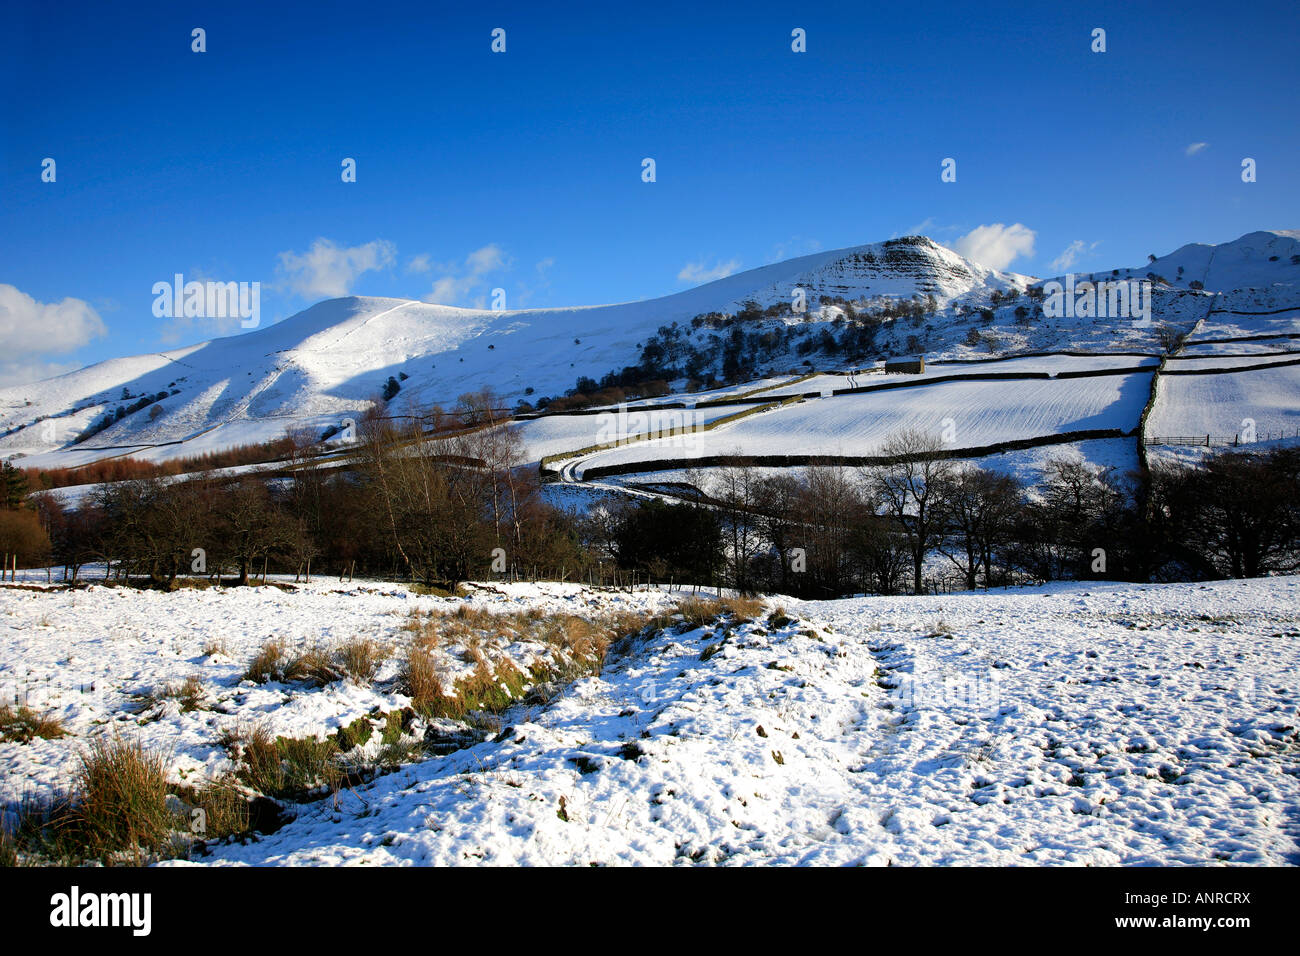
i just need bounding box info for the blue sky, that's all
[1,0,1296,384]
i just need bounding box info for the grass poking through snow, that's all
[0,704,68,744]
[243,638,390,687]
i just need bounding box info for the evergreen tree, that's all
[1,461,28,510]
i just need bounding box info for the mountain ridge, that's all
[2,229,1296,470]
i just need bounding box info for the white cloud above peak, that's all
[678,258,741,284]
[423,243,511,308]
[947,223,1037,271]
[276,238,396,299]
[1050,239,1100,272]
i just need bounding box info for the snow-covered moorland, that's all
[2,576,1296,866]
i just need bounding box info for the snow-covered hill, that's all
[573,372,1154,473]
[3,576,1296,865]
[2,230,1297,473]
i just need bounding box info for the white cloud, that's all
[406,253,432,274]
[1050,239,1100,272]
[514,258,557,308]
[465,244,506,275]
[948,223,1037,271]
[0,358,82,388]
[678,258,742,283]
[1185,142,1209,156]
[0,285,106,385]
[423,244,510,307]
[276,238,396,299]
[155,267,252,344]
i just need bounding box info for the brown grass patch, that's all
[242,639,286,683]
[0,704,68,743]
[246,637,389,688]
[397,605,664,718]
[675,595,764,627]
[399,646,446,715]
[173,776,252,841]
[392,599,765,729]
[337,637,388,683]
[1,737,262,864]
[282,646,341,686]
[144,674,206,713]
[229,724,341,798]
[74,736,174,862]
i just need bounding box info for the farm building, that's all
[884,355,925,374]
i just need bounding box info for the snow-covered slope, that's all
[573,372,1152,473]
[5,576,1296,865]
[1141,230,1300,292]
[0,237,1043,468]
[3,230,1297,473]
[1147,363,1300,441]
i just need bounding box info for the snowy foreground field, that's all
[2,577,1298,866]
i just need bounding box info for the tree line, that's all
[6,391,584,588]
[1,418,1297,596]
[580,431,1300,598]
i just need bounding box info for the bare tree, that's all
[938,465,1022,590]
[868,429,956,594]
[752,473,803,593]
[796,466,871,597]
[217,479,292,585]
[713,460,764,593]
[360,398,496,587]
[1152,448,1300,579]
[448,388,528,556]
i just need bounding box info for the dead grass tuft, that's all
[1,737,261,864]
[173,776,252,841]
[282,646,341,686]
[0,704,69,743]
[399,646,446,716]
[243,637,388,688]
[337,637,388,683]
[242,639,286,683]
[675,595,765,627]
[393,599,767,729]
[229,724,341,798]
[767,607,793,629]
[74,736,175,862]
[144,674,207,713]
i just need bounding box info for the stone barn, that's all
[884,355,925,374]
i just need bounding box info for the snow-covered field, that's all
[972,437,1139,484]
[1163,353,1300,371]
[0,579,674,812]
[514,405,738,466]
[1147,363,1300,439]
[2,576,1297,866]
[576,372,1151,472]
[1187,310,1300,343]
[753,354,1161,399]
[1178,340,1300,357]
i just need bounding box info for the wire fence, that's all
[1144,429,1300,447]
